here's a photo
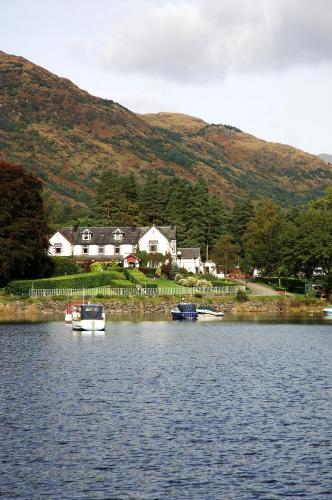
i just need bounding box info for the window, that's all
[82,245,89,255]
[54,243,62,255]
[114,245,120,254]
[149,240,158,253]
[81,229,92,241]
[113,229,124,241]
[98,245,104,254]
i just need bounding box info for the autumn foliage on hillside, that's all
[1,50,331,211]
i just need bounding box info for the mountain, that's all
[1,50,331,208]
[318,154,332,164]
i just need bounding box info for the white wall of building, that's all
[49,232,72,256]
[138,227,171,255]
[177,257,200,274]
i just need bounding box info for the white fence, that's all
[29,286,245,298]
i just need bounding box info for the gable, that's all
[139,226,169,244]
[50,231,72,245]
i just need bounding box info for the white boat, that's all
[71,304,106,331]
[196,305,224,317]
[323,306,332,316]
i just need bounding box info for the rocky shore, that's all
[0,295,326,318]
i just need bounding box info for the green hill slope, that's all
[1,50,331,207]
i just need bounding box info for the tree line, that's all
[1,161,332,292]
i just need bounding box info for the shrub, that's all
[175,273,184,283]
[139,267,156,278]
[107,260,120,272]
[90,262,106,272]
[50,257,81,277]
[197,279,213,288]
[175,274,213,288]
[235,289,249,302]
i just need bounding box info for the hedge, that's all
[49,256,81,277]
[124,269,158,289]
[6,271,126,295]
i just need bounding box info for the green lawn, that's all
[154,279,183,288]
[110,279,134,287]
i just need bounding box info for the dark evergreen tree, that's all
[94,169,142,225]
[139,171,164,225]
[163,178,189,242]
[205,194,228,258]
[0,160,52,285]
[181,180,209,253]
[230,198,255,254]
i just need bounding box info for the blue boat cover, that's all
[80,305,103,320]
[177,303,197,312]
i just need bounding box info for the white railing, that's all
[29,286,245,298]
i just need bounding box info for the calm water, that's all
[1,318,332,499]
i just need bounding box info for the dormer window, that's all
[113,228,124,241]
[81,229,92,241]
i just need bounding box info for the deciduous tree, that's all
[0,160,52,285]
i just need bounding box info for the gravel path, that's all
[236,279,280,296]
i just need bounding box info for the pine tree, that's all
[163,178,189,239]
[139,171,164,225]
[94,169,142,225]
[205,194,228,257]
[181,180,209,253]
[230,198,255,254]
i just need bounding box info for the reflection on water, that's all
[72,329,106,337]
[0,309,330,325]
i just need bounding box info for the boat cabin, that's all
[74,304,104,320]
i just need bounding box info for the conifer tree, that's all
[163,178,189,241]
[139,171,164,225]
[181,180,209,253]
[205,194,228,255]
[95,169,142,225]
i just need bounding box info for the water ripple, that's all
[0,320,332,499]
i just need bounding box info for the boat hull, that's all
[323,307,332,315]
[72,319,105,331]
[171,311,198,320]
[197,309,224,316]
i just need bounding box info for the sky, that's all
[1,0,332,155]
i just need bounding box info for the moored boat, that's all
[72,304,106,331]
[323,306,332,316]
[196,304,224,316]
[171,303,198,321]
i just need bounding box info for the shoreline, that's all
[0,295,327,317]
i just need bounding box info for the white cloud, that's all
[96,0,332,82]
